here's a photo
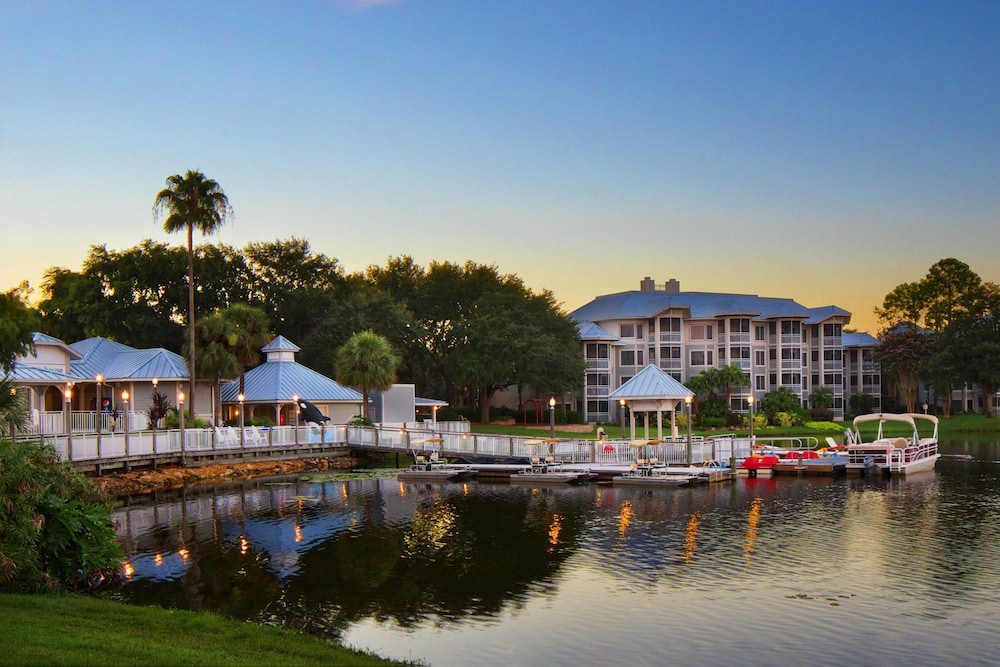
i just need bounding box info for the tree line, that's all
[874,258,1000,417]
[26,240,584,420]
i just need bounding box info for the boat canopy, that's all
[852,413,917,429]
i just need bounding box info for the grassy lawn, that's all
[0,593,413,667]
[471,412,1000,441]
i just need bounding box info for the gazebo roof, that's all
[609,364,693,401]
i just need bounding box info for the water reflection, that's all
[110,441,1000,666]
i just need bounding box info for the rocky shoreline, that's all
[92,456,360,498]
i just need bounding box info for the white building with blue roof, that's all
[571,277,876,423]
[219,336,363,426]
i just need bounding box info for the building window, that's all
[781,348,801,361]
[755,325,765,341]
[660,346,681,359]
[731,346,750,360]
[636,323,645,339]
[587,400,609,414]
[691,350,706,366]
[730,318,750,333]
[824,323,842,337]
[781,321,801,335]
[824,374,843,386]
[689,324,713,340]
[586,343,609,359]
[756,376,765,391]
[620,350,644,366]
[660,317,682,332]
[586,373,609,386]
[755,350,765,366]
[620,323,634,338]
[781,372,801,385]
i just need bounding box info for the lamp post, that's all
[95,374,103,459]
[292,395,300,446]
[151,378,158,453]
[747,395,755,443]
[8,386,15,441]
[178,390,186,463]
[65,385,73,461]
[549,397,556,438]
[122,390,130,458]
[620,398,628,441]
[685,395,693,465]
[238,393,246,452]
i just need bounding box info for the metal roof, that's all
[5,363,77,383]
[32,332,83,360]
[69,338,187,381]
[609,364,694,400]
[843,332,880,348]
[261,335,300,353]
[571,290,847,323]
[577,321,616,340]
[220,360,362,403]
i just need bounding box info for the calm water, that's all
[110,438,1000,666]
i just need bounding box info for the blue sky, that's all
[2,0,999,334]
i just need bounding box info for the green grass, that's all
[471,413,1000,441]
[0,593,413,666]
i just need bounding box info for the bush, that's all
[163,408,209,429]
[0,439,122,592]
[809,407,834,422]
[702,417,726,428]
[773,412,794,428]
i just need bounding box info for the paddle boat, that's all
[845,413,940,476]
[611,457,698,487]
[397,439,477,482]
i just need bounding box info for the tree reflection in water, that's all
[113,478,590,642]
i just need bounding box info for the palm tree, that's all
[717,363,751,407]
[809,385,834,410]
[153,170,233,414]
[334,331,400,420]
[191,311,240,426]
[219,304,271,397]
[0,377,28,440]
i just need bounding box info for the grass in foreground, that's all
[0,593,412,667]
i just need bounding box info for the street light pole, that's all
[95,374,103,458]
[620,398,628,442]
[178,390,186,464]
[747,395,755,444]
[122,390,130,459]
[238,393,246,453]
[292,395,300,446]
[65,385,73,461]
[685,395,693,465]
[549,397,556,438]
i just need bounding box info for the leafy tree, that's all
[875,328,934,413]
[334,331,400,420]
[918,330,963,417]
[0,283,39,373]
[154,170,234,413]
[0,439,122,592]
[0,377,28,438]
[36,267,105,343]
[849,392,875,416]
[953,291,1000,417]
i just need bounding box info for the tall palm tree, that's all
[334,331,399,420]
[717,363,751,407]
[153,170,233,413]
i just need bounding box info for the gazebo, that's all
[609,364,694,440]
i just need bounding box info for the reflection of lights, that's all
[178,548,189,561]
[154,553,163,567]
[342,484,349,499]
[617,500,633,540]
[294,525,303,543]
[404,503,457,556]
[548,514,563,550]
[239,535,249,555]
[684,512,701,562]
[399,481,406,496]
[745,497,762,562]
[595,490,603,506]
[122,560,134,578]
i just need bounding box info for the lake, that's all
[110,438,1000,666]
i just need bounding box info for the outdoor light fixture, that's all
[685,395,693,465]
[95,374,104,457]
[549,397,556,438]
[291,394,299,446]
[238,393,246,450]
[178,390,186,458]
[122,390,130,456]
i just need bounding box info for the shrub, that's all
[773,412,794,428]
[702,417,726,428]
[809,407,834,422]
[0,439,122,592]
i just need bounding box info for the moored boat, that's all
[845,413,939,476]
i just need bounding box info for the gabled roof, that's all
[609,364,694,400]
[32,332,83,360]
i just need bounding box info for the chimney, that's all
[665,278,680,293]
[640,277,656,292]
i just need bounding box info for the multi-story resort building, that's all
[570,278,882,423]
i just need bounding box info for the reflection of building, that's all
[570,277,860,423]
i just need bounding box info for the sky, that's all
[2,1,999,335]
